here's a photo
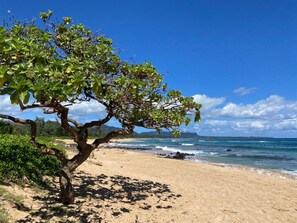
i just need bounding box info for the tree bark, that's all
[59,146,92,204]
[59,165,74,204]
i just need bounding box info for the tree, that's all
[0,11,201,204]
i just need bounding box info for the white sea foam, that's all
[181,143,194,146]
[194,150,205,154]
[109,142,149,148]
[227,140,268,143]
[135,144,150,147]
[185,150,205,155]
[155,146,180,153]
[108,143,128,147]
[282,170,297,178]
[155,146,205,155]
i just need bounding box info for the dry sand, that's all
[2,147,297,222]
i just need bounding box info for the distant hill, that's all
[136,131,199,138]
[1,119,198,138]
[88,125,122,137]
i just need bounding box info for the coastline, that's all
[59,138,297,180]
[7,144,297,222]
[108,144,297,181]
[105,137,297,180]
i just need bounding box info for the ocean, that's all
[109,137,297,178]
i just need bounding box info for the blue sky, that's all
[0,0,296,137]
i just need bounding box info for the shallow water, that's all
[109,137,297,177]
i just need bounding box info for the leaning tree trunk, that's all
[59,165,74,204]
[59,146,92,204]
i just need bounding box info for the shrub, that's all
[0,135,61,185]
[0,121,12,134]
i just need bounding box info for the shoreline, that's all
[190,158,297,181]
[104,144,297,181]
[141,149,297,181]
[59,138,297,181]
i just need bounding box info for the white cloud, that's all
[0,95,22,116]
[194,118,297,137]
[192,94,225,110]
[0,96,107,123]
[212,95,297,119]
[67,100,106,117]
[233,87,257,96]
[191,94,297,137]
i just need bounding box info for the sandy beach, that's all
[3,146,297,222]
[85,148,297,223]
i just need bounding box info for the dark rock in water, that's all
[185,153,195,156]
[226,149,232,152]
[157,153,166,157]
[164,152,195,160]
[172,152,186,160]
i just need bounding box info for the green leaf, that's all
[57,25,67,33]
[10,91,19,104]
[194,110,201,122]
[0,78,6,88]
[0,66,8,76]
[0,66,9,88]
[65,67,72,74]
[40,10,53,22]
[172,130,180,138]
[63,17,72,25]
[20,92,30,104]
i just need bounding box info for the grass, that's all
[0,206,8,223]
[0,186,28,211]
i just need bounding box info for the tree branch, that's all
[0,113,67,163]
[0,113,37,140]
[57,113,81,128]
[18,100,55,111]
[82,112,113,129]
[91,128,133,150]
[54,104,79,143]
[30,140,68,164]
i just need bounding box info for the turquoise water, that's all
[110,137,297,177]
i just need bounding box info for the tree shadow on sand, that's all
[17,171,181,222]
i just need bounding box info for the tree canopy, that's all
[0,11,201,204]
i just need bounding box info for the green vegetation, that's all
[0,135,60,185]
[0,11,201,204]
[0,205,8,223]
[0,118,121,138]
[0,121,12,134]
[0,202,8,223]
